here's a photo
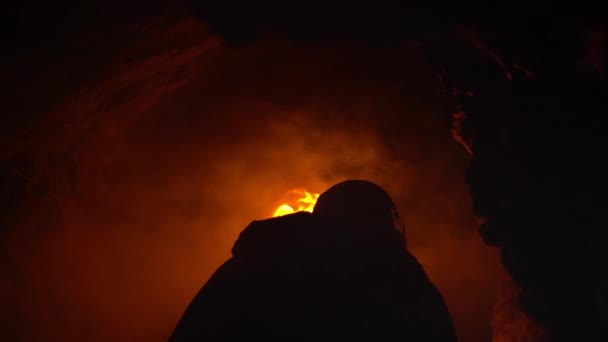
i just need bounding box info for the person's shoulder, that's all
[240,211,319,238]
[259,211,318,226]
[231,212,325,257]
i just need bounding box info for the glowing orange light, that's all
[272,189,320,217]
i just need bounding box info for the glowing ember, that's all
[273,189,320,217]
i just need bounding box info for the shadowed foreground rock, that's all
[442,35,608,340]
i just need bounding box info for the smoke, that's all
[2,14,501,341]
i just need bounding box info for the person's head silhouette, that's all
[313,180,405,240]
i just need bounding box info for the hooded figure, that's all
[169,180,456,341]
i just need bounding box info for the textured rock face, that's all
[492,277,550,341]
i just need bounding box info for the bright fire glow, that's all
[273,189,320,217]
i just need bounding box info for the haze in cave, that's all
[9,1,605,341]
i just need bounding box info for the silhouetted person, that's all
[169,179,456,341]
